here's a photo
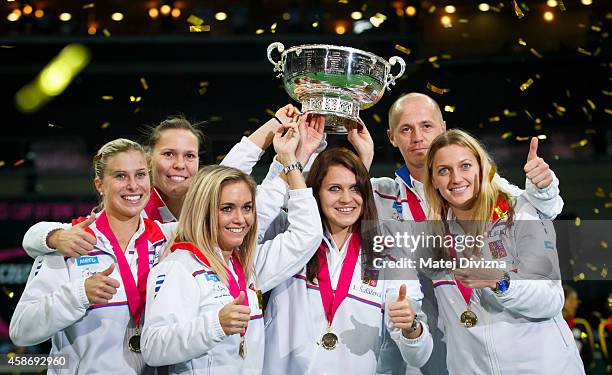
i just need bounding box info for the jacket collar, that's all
[395,164,413,188]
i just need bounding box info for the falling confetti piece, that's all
[602,267,608,278]
[444,105,455,113]
[426,83,449,95]
[570,139,588,148]
[129,96,142,102]
[187,14,204,26]
[140,78,148,90]
[441,54,452,60]
[575,217,581,226]
[577,47,592,56]
[585,129,596,134]
[338,0,348,3]
[501,132,513,139]
[190,25,211,32]
[515,136,530,141]
[101,122,110,129]
[578,273,585,280]
[605,202,612,209]
[552,102,566,113]
[255,28,265,34]
[603,90,612,96]
[243,130,252,136]
[265,109,276,117]
[0,161,5,167]
[488,116,501,123]
[537,135,547,140]
[519,78,534,91]
[198,87,207,95]
[458,19,469,23]
[587,99,596,110]
[586,262,598,272]
[209,116,223,122]
[594,208,600,214]
[216,154,227,161]
[512,0,524,18]
[432,62,440,69]
[271,22,277,32]
[14,159,25,166]
[312,21,319,28]
[605,109,612,115]
[518,38,527,46]
[602,241,609,249]
[0,45,15,49]
[247,118,260,123]
[102,96,114,100]
[524,110,533,119]
[558,0,566,11]
[503,109,517,117]
[82,3,94,9]
[428,56,438,63]
[102,29,111,37]
[591,25,601,32]
[428,5,436,13]
[373,114,382,123]
[529,48,543,59]
[394,44,411,55]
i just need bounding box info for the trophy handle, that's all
[267,42,285,76]
[384,56,406,90]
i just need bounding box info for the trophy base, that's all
[300,94,363,135]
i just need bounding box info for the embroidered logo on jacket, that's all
[76,256,99,266]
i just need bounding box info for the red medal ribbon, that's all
[405,186,427,222]
[171,242,249,307]
[95,211,149,327]
[143,186,164,222]
[316,232,361,326]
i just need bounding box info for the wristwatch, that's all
[493,271,511,295]
[282,161,303,175]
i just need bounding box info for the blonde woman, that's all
[141,124,323,374]
[423,129,584,374]
[10,139,177,374]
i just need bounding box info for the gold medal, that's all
[256,289,264,310]
[239,337,247,358]
[128,334,141,352]
[320,331,338,350]
[460,310,478,328]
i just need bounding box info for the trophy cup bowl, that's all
[267,43,406,134]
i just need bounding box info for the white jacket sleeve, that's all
[494,172,563,219]
[255,177,289,241]
[22,222,71,259]
[384,278,433,368]
[9,254,89,346]
[254,188,323,293]
[485,202,564,319]
[142,260,226,367]
[220,136,265,174]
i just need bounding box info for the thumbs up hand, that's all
[524,137,553,189]
[85,263,120,305]
[388,284,422,339]
[218,291,251,335]
[47,215,97,257]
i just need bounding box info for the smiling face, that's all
[431,144,481,215]
[318,165,364,234]
[95,150,151,221]
[388,94,446,172]
[217,181,254,252]
[151,128,199,200]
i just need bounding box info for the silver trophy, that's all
[267,43,406,134]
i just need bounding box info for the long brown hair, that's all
[305,148,379,282]
[171,165,258,285]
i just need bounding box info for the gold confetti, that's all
[426,83,449,95]
[312,21,319,28]
[524,110,533,119]
[101,122,110,129]
[602,241,609,249]
[602,266,608,278]
[558,0,566,11]
[394,44,411,55]
[605,108,612,115]
[594,208,600,214]
[596,187,605,198]
[575,217,581,226]
[441,54,452,60]
[200,81,209,87]
[0,161,5,167]
[515,136,530,141]
[247,118,260,123]
[140,78,148,90]
[530,48,543,59]
[373,114,382,123]
[458,19,469,23]
[0,45,15,49]
[587,99,596,110]
[255,28,265,34]
[432,62,440,69]
[102,95,113,100]
[129,96,142,102]
[428,5,436,13]
[271,22,277,32]
[338,0,348,3]
[190,25,210,32]
[591,25,601,32]
[488,116,501,123]
[501,132,513,139]
[198,87,207,95]
[361,3,367,11]
[605,202,612,209]
[512,0,524,18]
[577,47,592,56]
[553,103,566,113]
[519,78,534,91]
[534,124,542,131]
[585,129,596,134]
[428,56,438,63]
[586,262,598,272]
[134,107,141,114]
[14,159,25,166]
[82,3,94,9]
[518,38,527,46]
[603,90,612,96]
[265,108,275,117]
[216,154,227,161]
[102,29,111,37]
[187,14,204,26]
[570,139,588,148]
[503,109,517,117]
[444,105,455,113]
[537,135,547,140]
[209,116,222,122]
[2,286,13,298]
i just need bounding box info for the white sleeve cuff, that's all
[74,278,91,309]
[42,226,65,253]
[208,307,227,342]
[288,187,313,197]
